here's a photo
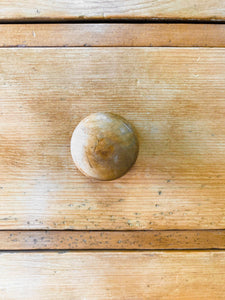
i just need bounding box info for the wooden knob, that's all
[71,112,139,180]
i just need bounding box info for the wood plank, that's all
[0,0,224,21]
[0,251,225,299]
[0,230,224,250]
[0,48,225,230]
[1,24,225,48]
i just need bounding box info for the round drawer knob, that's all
[71,112,139,181]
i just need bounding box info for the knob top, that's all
[71,112,139,180]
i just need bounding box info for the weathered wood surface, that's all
[0,0,224,21]
[0,230,224,250]
[1,24,225,47]
[0,48,225,230]
[0,251,225,299]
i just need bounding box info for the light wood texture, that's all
[1,24,225,47]
[0,251,225,299]
[0,230,224,250]
[0,0,224,21]
[1,48,225,230]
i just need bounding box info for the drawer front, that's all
[1,46,225,230]
[0,251,225,299]
[0,0,224,21]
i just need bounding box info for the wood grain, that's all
[0,0,224,21]
[0,251,225,299]
[1,24,225,47]
[0,230,224,250]
[0,48,225,230]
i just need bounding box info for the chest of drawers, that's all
[0,2,225,299]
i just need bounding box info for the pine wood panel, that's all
[1,24,225,47]
[0,230,224,250]
[0,0,224,21]
[0,48,225,230]
[0,251,224,299]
